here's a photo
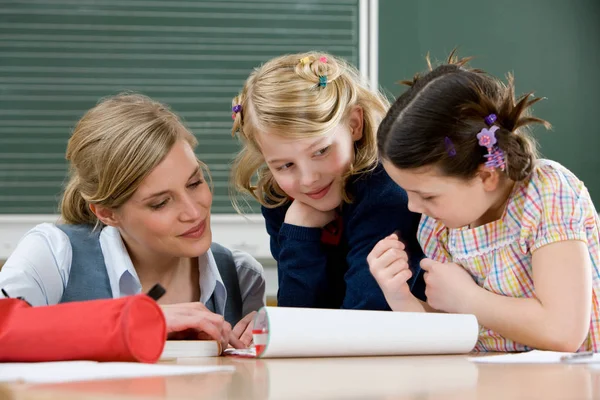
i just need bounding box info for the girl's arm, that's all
[463,240,591,351]
[461,166,594,352]
[261,204,334,308]
[344,170,424,310]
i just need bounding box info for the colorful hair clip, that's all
[300,56,312,65]
[231,104,242,120]
[477,126,498,148]
[444,137,457,157]
[318,76,327,88]
[319,56,328,63]
[484,148,506,170]
[477,123,505,170]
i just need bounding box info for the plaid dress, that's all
[418,160,600,351]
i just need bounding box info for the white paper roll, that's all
[253,307,479,358]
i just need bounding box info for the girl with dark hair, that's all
[369,53,600,352]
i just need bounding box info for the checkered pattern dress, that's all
[418,160,600,351]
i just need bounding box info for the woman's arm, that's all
[0,224,70,305]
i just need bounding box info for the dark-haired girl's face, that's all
[383,160,506,229]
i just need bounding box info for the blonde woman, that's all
[231,52,424,309]
[0,94,265,349]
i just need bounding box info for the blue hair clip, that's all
[318,76,327,88]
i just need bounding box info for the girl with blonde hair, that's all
[231,52,424,309]
[0,93,265,349]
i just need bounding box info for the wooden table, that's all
[5,354,600,400]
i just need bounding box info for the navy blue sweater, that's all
[262,163,425,310]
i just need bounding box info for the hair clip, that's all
[477,126,498,148]
[231,104,242,120]
[300,56,312,65]
[477,124,505,170]
[484,113,497,126]
[318,76,327,88]
[319,56,328,63]
[484,147,506,170]
[444,137,457,157]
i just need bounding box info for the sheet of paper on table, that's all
[0,361,234,384]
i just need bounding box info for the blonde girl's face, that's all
[256,107,363,212]
[115,139,213,259]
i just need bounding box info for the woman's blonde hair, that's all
[230,51,390,210]
[60,93,205,226]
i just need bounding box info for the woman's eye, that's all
[150,199,169,210]
[188,180,203,189]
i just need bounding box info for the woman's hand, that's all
[230,311,257,349]
[161,302,231,352]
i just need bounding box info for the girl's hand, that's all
[420,258,479,313]
[284,199,336,228]
[367,233,413,309]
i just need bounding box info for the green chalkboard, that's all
[379,0,600,205]
[0,0,360,213]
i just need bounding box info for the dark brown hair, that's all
[378,52,551,181]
